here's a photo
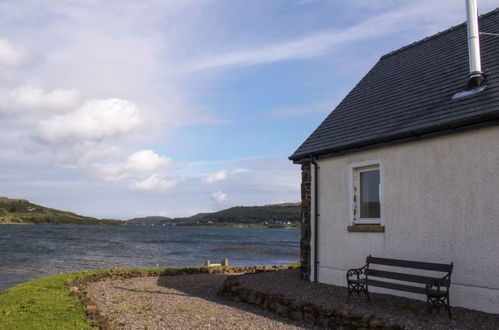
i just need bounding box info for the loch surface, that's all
[0,225,299,290]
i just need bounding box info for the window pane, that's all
[360,170,380,218]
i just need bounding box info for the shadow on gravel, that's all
[155,272,319,329]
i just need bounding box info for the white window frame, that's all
[349,160,384,225]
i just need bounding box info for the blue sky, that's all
[0,0,497,219]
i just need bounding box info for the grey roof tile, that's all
[290,8,499,161]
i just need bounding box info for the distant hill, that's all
[0,197,301,227]
[0,197,122,226]
[126,216,173,225]
[140,203,302,227]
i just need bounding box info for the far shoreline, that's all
[0,222,300,228]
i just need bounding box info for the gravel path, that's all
[237,270,499,330]
[86,273,320,329]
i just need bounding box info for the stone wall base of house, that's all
[219,275,401,329]
[301,163,312,280]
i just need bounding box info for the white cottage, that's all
[289,5,499,313]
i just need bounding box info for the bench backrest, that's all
[365,256,453,284]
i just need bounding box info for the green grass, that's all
[0,271,98,330]
[0,266,206,329]
[0,263,301,329]
[0,267,164,330]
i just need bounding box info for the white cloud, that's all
[37,98,142,144]
[201,168,248,184]
[211,191,228,203]
[129,174,180,191]
[186,12,399,70]
[95,149,178,182]
[124,150,177,173]
[270,101,335,117]
[4,85,79,113]
[231,168,248,175]
[186,0,498,71]
[202,169,228,184]
[0,38,35,67]
[294,0,318,6]
[60,143,122,166]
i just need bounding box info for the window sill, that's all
[347,224,385,233]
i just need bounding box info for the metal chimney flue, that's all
[465,0,484,88]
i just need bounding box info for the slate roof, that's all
[290,8,499,162]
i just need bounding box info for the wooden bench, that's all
[346,255,453,316]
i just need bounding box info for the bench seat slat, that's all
[365,269,447,284]
[366,256,453,272]
[349,279,448,297]
[350,278,425,294]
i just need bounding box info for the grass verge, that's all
[0,263,300,329]
[0,271,104,330]
[0,268,160,330]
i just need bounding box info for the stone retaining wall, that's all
[218,276,402,330]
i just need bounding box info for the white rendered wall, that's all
[313,126,499,313]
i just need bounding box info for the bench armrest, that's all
[346,265,367,281]
[425,274,451,294]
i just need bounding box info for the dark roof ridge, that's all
[290,108,499,161]
[380,7,499,60]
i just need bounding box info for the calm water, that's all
[0,225,299,290]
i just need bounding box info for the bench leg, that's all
[427,294,452,318]
[346,280,354,303]
[426,295,432,315]
[346,281,368,303]
[445,296,452,318]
